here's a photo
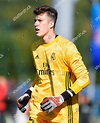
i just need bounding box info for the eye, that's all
[34,19,37,22]
[38,19,42,22]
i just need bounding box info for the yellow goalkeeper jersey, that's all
[29,35,90,123]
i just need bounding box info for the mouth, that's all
[35,28,40,33]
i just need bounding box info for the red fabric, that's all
[0,83,8,111]
[0,101,6,111]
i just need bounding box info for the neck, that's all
[42,30,56,44]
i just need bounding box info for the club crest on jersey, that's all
[51,52,56,61]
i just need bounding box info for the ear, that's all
[49,21,54,29]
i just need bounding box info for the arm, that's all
[64,41,90,94]
[40,41,90,113]
[17,42,40,113]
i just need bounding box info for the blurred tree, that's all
[74,0,91,68]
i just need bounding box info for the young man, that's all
[17,5,90,123]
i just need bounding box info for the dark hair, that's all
[33,5,58,27]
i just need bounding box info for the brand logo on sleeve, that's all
[35,55,39,59]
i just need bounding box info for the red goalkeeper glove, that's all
[40,95,64,114]
[16,87,34,113]
[40,88,75,113]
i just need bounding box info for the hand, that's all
[16,93,30,113]
[40,95,64,113]
[16,87,34,113]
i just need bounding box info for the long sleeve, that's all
[64,41,90,94]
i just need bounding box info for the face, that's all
[34,13,54,37]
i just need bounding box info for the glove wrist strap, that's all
[29,86,34,91]
[24,86,34,97]
[61,88,75,101]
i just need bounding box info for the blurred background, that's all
[0,0,100,123]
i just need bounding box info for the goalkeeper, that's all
[17,5,90,123]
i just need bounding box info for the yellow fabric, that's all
[29,35,90,123]
[28,117,60,123]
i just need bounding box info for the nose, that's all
[34,21,38,27]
